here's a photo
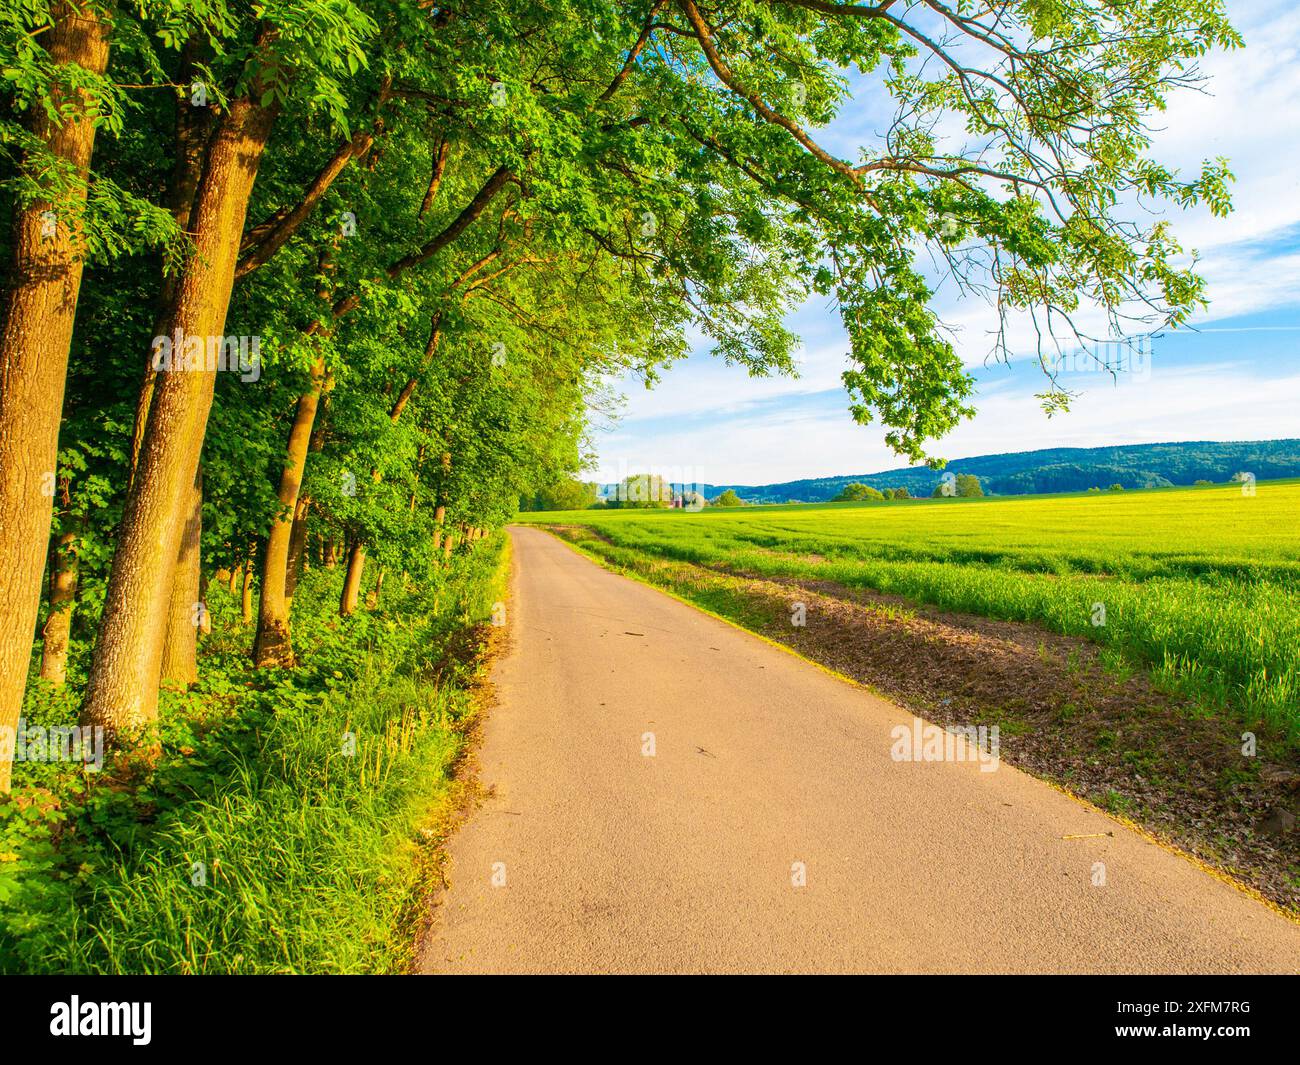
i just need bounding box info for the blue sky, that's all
[591,0,1300,486]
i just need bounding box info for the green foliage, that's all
[520,477,599,512]
[604,474,673,509]
[955,474,984,498]
[833,483,884,502]
[1,539,506,974]
[711,489,743,507]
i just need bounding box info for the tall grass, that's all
[0,536,507,974]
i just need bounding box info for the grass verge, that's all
[0,535,508,974]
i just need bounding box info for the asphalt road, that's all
[419,525,1300,974]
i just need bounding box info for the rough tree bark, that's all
[159,466,202,688]
[129,37,212,479]
[39,515,83,686]
[82,91,279,734]
[0,2,110,789]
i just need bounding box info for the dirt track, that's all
[419,526,1300,974]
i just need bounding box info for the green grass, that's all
[520,480,1300,735]
[0,537,507,974]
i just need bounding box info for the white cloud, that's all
[595,361,1300,485]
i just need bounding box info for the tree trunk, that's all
[254,357,325,667]
[366,567,385,610]
[340,543,366,616]
[284,497,311,609]
[159,466,202,689]
[432,451,452,558]
[229,565,242,596]
[0,2,110,790]
[82,92,278,735]
[325,541,339,568]
[432,505,446,554]
[39,518,83,686]
[241,554,255,625]
[129,36,212,482]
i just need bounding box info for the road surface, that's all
[419,525,1300,974]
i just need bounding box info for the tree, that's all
[0,3,111,790]
[84,9,378,723]
[0,0,1242,778]
[606,475,673,509]
[523,478,599,512]
[956,474,984,498]
[893,486,911,500]
[833,483,883,502]
[711,489,743,507]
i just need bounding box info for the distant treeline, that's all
[673,439,1300,503]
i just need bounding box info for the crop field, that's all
[520,481,1300,736]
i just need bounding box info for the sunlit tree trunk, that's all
[284,497,311,611]
[241,549,255,625]
[432,451,452,559]
[39,517,83,686]
[340,543,366,616]
[129,36,211,480]
[0,2,110,790]
[83,92,278,735]
[254,357,326,667]
[159,467,202,688]
[131,61,213,696]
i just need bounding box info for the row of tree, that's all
[1,0,1236,789]
[832,483,914,502]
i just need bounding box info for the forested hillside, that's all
[680,439,1300,502]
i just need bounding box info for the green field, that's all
[519,481,1300,736]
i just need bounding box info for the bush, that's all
[833,483,884,502]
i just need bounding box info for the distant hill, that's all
[603,439,1300,503]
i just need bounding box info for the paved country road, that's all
[419,526,1300,974]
